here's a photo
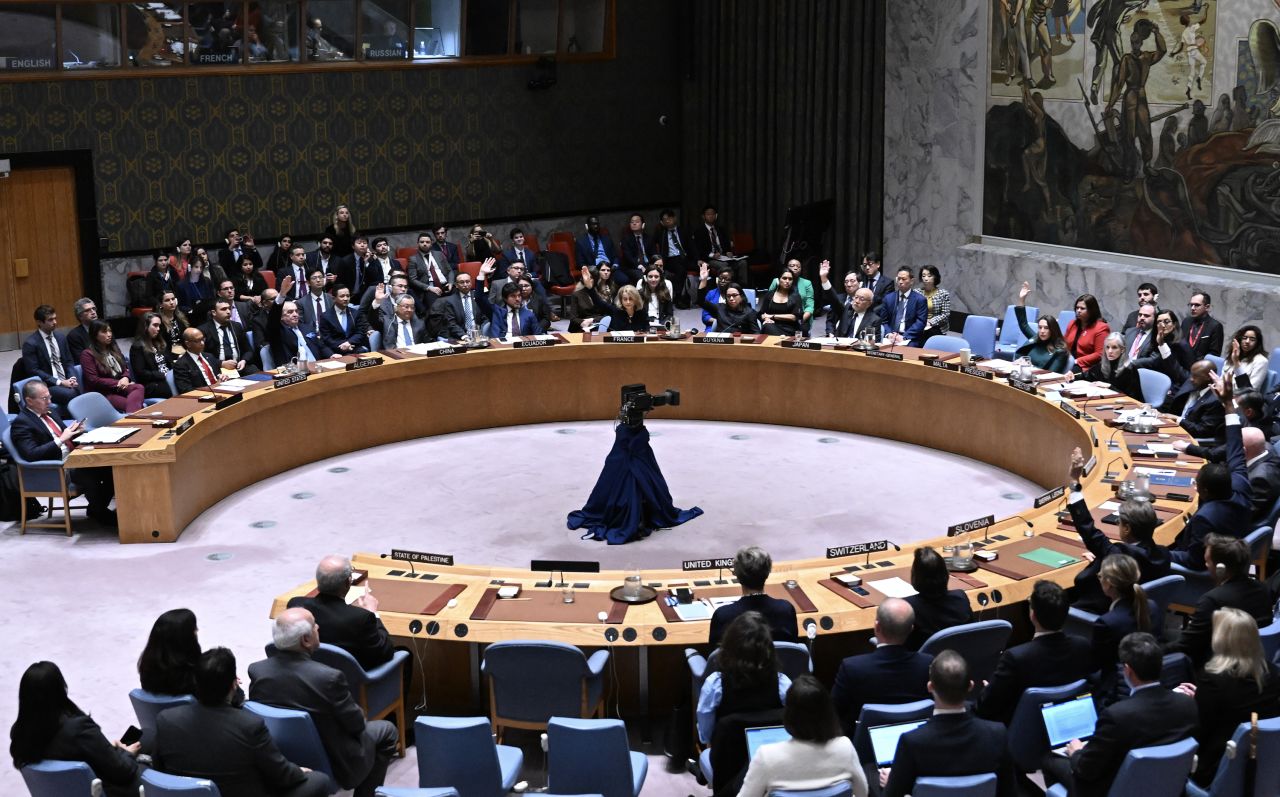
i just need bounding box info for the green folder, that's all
[1017,547,1081,568]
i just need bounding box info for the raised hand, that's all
[819,260,831,280]
[1018,281,1032,301]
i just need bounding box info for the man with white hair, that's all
[286,555,393,669]
[248,607,398,797]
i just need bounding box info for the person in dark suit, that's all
[878,268,929,346]
[976,581,1095,724]
[830,598,932,736]
[21,304,81,409]
[1090,555,1160,705]
[904,546,975,650]
[65,297,98,364]
[431,224,461,269]
[1131,309,1194,391]
[407,231,456,312]
[819,262,882,339]
[1182,291,1225,360]
[1120,283,1158,335]
[652,209,701,309]
[9,661,141,797]
[708,546,798,647]
[216,228,263,279]
[1180,425,1280,522]
[431,269,494,340]
[1044,633,1198,797]
[304,235,338,288]
[381,295,426,349]
[12,380,115,526]
[155,647,329,797]
[1166,534,1273,668]
[618,213,658,285]
[1164,360,1225,440]
[695,266,761,334]
[575,215,619,274]
[1121,304,1156,361]
[248,608,398,797]
[297,269,334,335]
[501,227,539,281]
[276,244,310,302]
[882,651,1016,797]
[691,205,746,286]
[199,299,257,375]
[286,555,394,669]
[320,285,371,355]
[361,273,412,333]
[1064,447,1170,612]
[334,236,378,302]
[145,251,180,306]
[489,282,543,338]
[1170,386,1254,570]
[857,252,895,313]
[173,327,227,394]
[269,299,336,366]
[244,289,277,353]
[130,312,176,399]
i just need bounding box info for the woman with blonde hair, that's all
[1178,607,1280,785]
[324,204,356,257]
[1091,554,1156,700]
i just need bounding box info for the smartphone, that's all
[120,725,142,746]
[674,587,694,604]
[1165,492,1192,502]
[852,586,870,596]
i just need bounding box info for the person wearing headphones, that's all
[1164,533,1273,667]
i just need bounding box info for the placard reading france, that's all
[827,540,890,559]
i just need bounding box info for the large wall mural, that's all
[983,0,1280,273]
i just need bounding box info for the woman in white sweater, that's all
[737,674,869,797]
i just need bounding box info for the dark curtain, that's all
[682,0,885,276]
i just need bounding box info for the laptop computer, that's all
[1041,694,1097,753]
[868,719,927,766]
[744,725,791,759]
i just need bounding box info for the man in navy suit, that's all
[489,281,542,338]
[575,216,619,274]
[651,208,701,309]
[275,245,310,302]
[879,267,928,346]
[1163,360,1225,440]
[820,261,883,339]
[320,285,370,355]
[21,304,81,409]
[297,269,334,336]
[304,234,337,289]
[975,581,1094,724]
[269,299,335,366]
[858,251,895,312]
[381,295,426,349]
[882,650,1017,797]
[173,327,228,393]
[199,299,258,375]
[618,213,657,286]
[831,598,932,736]
[708,546,798,647]
[501,228,538,281]
[11,380,115,526]
[1170,379,1253,570]
[431,269,494,340]
[335,236,378,301]
[431,224,461,269]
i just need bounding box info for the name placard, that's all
[1034,485,1066,508]
[780,340,822,350]
[960,365,995,379]
[924,358,960,372]
[603,336,646,344]
[827,540,890,558]
[173,418,194,436]
[947,514,995,537]
[391,548,454,566]
[1059,400,1082,419]
[1083,455,1098,476]
[1007,377,1038,395]
[682,557,735,571]
[347,357,381,371]
[513,338,555,348]
[273,372,309,389]
[865,350,904,362]
[692,336,734,345]
[426,345,466,358]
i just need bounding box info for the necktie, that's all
[352,257,363,295]
[41,413,70,453]
[710,227,721,254]
[296,267,308,297]
[220,325,234,360]
[510,309,519,337]
[463,295,474,332]
[401,321,412,347]
[294,328,311,361]
[430,254,445,286]
[897,294,909,331]
[593,236,604,262]
[339,310,349,334]
[196,354,216,385]
[315,297,324,330]
[669,230,680,255]
[1130,331,1146,358]
[636,235,645,262]
[46,334,65,380]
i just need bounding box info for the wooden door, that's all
[0,165,84,350]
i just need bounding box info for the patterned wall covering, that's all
[0,0,682,254]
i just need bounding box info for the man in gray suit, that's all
[382,294,426,349]
[156,647,330,797]
[407,230,455,312]
[248,608,398,797]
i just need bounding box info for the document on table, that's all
[675,601,714,621]
[1018,548,1081,568]
[314,360,347,371]
[808,336,854,347]
[216,378,258,391]
[408,342,455,354]
[75,427,138,445]
[1139,443,1178,454]
[707,596,740,609]
[867,576,918,599]
[978,359,1016,374]
[705,332,733,339]
[609,331,635,338]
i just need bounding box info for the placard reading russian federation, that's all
[827,540,890,559]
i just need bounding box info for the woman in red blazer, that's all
[1064,293,1110,372]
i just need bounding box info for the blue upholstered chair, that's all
[1186,716,1280,797]
[1258,620,1280,663]
[1205,354,1224,375]
[2,425,76,536]
[546,717,647,797]
[140,769,221,795]
[994,305,1037,360]
[1046,737,1197,797]
[923,335,970,354]
[961,315,998,360]
[12,375,41,410]
[414,716,523,797]
[19,759,103,797]
[1168,526,1273,613]
[259,345,275,371]
[914,773,997,797]
[128,689,194,752]
[481,640,609,740]
[311,642,411,756]
[1159,652,1195,690]
[1062,574,1183,642]
[67,392,123,432]
[918,620,1012,685]
[375,789,461,797]
[1136,368,1172,407]
[242,701,338,792]
[1056,310,1075,337]
[851,699,935,772]
[769,783,855,797]
[164,370,178,397]
[1006,679,1088,772]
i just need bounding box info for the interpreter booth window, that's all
[0,4,56,72]
[123,3,184,67]
[306,0,356,61]
[516,0,557,56]
[247,1,300,63]
[411,0,460,58]
[362,0,410,60]
[465,0,509,55]
[61,2,123,69]
[561,0,604,54]
[186,3,245,65]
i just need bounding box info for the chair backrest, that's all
[1159,652,1194,690]
[1205,354,1224,375]
[458,261,482,283]
[918,620,1013,684]
[128,689,195,750]
[415,715,506,797]
[311,642,370,688]
[1141,575,1184,629]
[1057,310,1075,336]
[547,717,639,797]
[913,773,998,797]
[242,701,335,779]
[482,640,590,723]
[1258,619,1280,663]
[20,759,102,797]
[997,305,1036,346]
[548,241,579,276]
[961,315,998,359]
[140,768,222,795]
[67,392,124,432]
[768,783,855,797]
[374,789,462,797]
[774,641,813,680]
[1269,347,1280,379]
[731,231,756,253]
[1253,715,1280,797]
[1107,737,1197,797]
[851,699,934,768]
[260,270,276,291]
[13,375,40,411]
[259,345,275,371]
[924,335,970,354]
[164,370,177,397]
[1137,368,1172,407]
[395,246,418,261]
[1006,679,1088,771]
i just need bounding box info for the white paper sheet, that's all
[867,576,918,599]
[675,602,714,621]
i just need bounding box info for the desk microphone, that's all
[1107,427,1124,450]
[1105,455,1130,474]
[865,541,902,568]
[999,514,1035,539]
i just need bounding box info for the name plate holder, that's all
[692,335,734,345]
[346,356,382,371]
[1007,377,1038,395]
[682,557,735,584]
[512,337,556,349]
[426,345,467,358]
[391,548,455,566]
[273,371,309,389]
[864,349,904,362]
[603,335,646,344]
[780,340,822,350]
[1034,485,1066,508]
[922,357,960,372]
[960,364,995,380]
[947,514,995,538]
[1059,400,1082,419]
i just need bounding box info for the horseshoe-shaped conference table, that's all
[72,333,1201,711]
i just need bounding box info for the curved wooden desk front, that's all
[73,335,1197,646]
